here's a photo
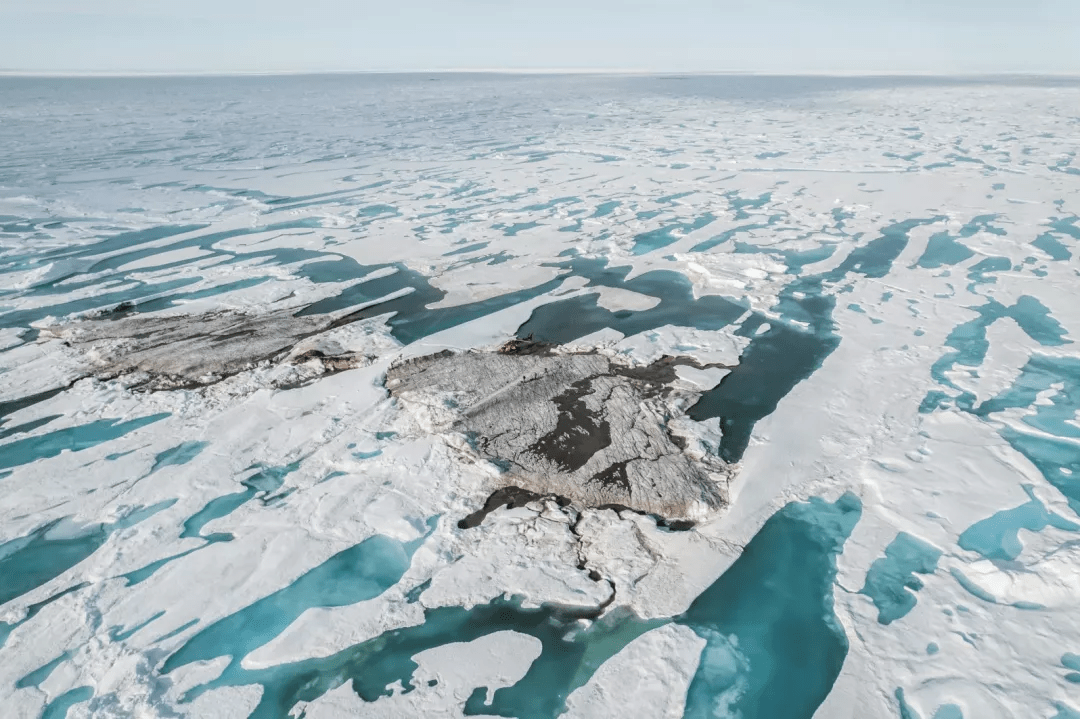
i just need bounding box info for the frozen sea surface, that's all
[1,73,1079,718]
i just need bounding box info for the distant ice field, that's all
[1,73,1079,719]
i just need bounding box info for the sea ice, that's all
[0,73,1078,719]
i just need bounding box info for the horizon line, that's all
[3,68,1080,80]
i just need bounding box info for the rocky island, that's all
[386,338,735,523]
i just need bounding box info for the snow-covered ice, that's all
[1,73,1079,719]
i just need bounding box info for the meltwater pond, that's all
[0,500,176,610]
[164,494,860,719]
[162,524,435,678]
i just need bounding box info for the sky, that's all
[3,0,1079,75]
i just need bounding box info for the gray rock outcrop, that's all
[386,342,733,520]
[42,307,370,390]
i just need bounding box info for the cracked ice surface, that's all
[1,74,1080,719]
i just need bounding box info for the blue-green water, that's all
[180,461,302,541]
[934,354,1080,516]
[297,255,566,345]
[681,493,861,719]
[1052,703,1080,719]
[924,322,1080,608]
[734,237,837,271]
[824,218,941,279]
[928,296,1068,404]
[689,219,940,461]
[116,461,308,586]
[15,650,74,689]
[959,485,1077,561]
[4,72,1080,719]
[519,220,932,463]
[631,213,716,255]
[860,532,941,624]
[120,549,202,586]
[1048,216,1080,242]
[915,232,975,269]
[511,252,835,463]
[688,282,837,462]
[690,222,772,253]
[965,256,1012,288]
[727,191,773,220]
[109,610,166,642]
[0,582,89,650]
[0,501,173,607]
[149,440,208,474]
[1063,654,1080,684]
[1033,233,1072,261]
[0,216,338,331]
[83,220,319,277]
[0,413,170,472]
[516,258,746,344]
[949,567,1001,604]
[591,200,620,217]
[164,494,859,719]
[895,689,973,719]
[0,413,61,441]
[112,459,308,587]
[163,523,433,679]
[444,241,490,256]
[153,619,200,645]
[41,686,94,719]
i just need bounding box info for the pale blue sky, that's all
[3,0,1079,74]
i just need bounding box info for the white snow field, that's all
[1,74,1079,719]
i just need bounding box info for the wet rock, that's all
[457,486,567,529]
[387,348,734,520]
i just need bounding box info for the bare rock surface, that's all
[386,341,734,520]
[40,306,379,391]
